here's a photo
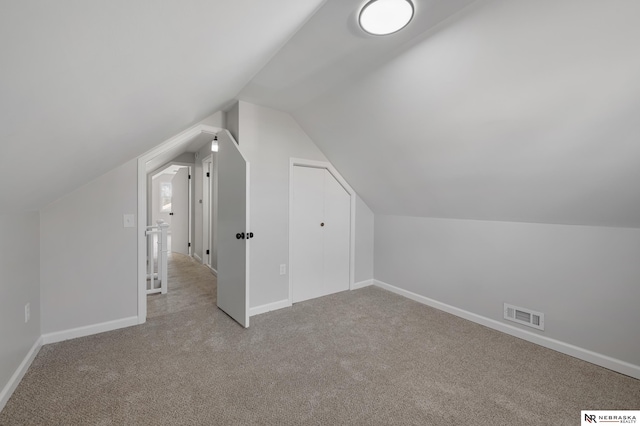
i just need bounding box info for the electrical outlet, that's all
[280,264,286,275]
[25,303,30,323]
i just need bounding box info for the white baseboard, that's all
[373,279,640,380]
[41,316,139,345]
[0,336,42,412]
[208,266,217,276]
[250,299,291,317]
[351,279,374,290]
[193,253,202,263]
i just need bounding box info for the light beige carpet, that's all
[1,254,638,425]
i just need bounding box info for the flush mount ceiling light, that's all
[359,0,414,36]
[211,135,218,152]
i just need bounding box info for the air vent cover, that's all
[504,303,544,331]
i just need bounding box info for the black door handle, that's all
[169,212,174,216]
[236,232,245,239]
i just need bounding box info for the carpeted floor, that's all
[1,254,639,425]
[147,253,217,319]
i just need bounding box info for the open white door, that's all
[217,130,250,328]
[171,167,190,255]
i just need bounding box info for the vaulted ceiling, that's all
[246,0,640,228]
[0,0,324,212]
[2,0,639,228]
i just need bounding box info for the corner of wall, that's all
[0,212,42,412]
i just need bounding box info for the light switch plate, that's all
[123,214,135,228]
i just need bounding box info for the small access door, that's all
[217,130,250,328]
[170,167,190,255]
[291,166,350,303]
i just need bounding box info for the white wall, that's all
[32,103,372,338]
[355,196,374,284]
[32,112,223,338]
[237,101,375,308]
[238,101,328,307]
[40,160,138,334]
[0,213,40,406]
[200,110,226,130]
[226,102,240,143]
[167,153,196,165]
[374,215,640,368]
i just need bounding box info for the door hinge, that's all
[206,172,210,177]
[188,174,191,179]
[188,242,191,247]
[206,249,210,255]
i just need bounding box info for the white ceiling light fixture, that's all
[359,0,414,36]
[211,135,219,152]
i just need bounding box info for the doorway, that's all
[149,164,192,256]
[137,124,250,328]
[202,156,213,269]
[137,125,219,323]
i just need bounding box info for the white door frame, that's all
[288,158,356,306]
[201,155,213,268]
[137,124,221,324]
[168,165,192,256]
[147,162,193,253]
[147,162,194,224]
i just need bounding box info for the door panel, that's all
[322,169,351,296]
[291,166,324,303]
[202,160,212,267]
[171,168,189,255]
[217,131,250,328]
[291,166,351,304]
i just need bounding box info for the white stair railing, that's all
[145,220,169,294]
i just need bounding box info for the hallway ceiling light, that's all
[359,0,414,36]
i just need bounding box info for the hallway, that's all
[147,253,217,319]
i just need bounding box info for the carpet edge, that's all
[373,279,640,380]
[0,336,42,413]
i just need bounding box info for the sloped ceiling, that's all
[241,0,477,110]
[0,0,324,212]
[3,0,638,228]
[245,0,640,228]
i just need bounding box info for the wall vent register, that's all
[504,303,544,331]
